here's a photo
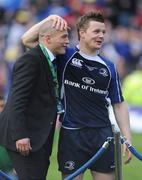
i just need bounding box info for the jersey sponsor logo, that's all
[64,79,107,95]
[99,68,108,77]
[64,79,80,88]
[89,87,108,94]
[64,161,75,170]
[82,77,95,85]
[71,58,83,68]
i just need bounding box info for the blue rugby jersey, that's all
[57,48,124,128]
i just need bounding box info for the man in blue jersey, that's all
[22,12,132,180]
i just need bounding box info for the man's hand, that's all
[22,14,69,48]
[122,143,132,164]
[48,15,69,31]
[16,138,32,156]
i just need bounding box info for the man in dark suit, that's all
[0,17,69,180]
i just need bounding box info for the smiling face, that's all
[49,29,69,55]
[77,11,106,54]
[39,20,69,55]
[80,20,106,51]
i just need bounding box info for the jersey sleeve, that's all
[108,64,124,104]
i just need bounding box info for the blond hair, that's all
[39,20,57,43]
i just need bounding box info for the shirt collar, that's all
[44,46,55,62]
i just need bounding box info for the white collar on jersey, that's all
[76,44,100,59]
[78,50,106,66]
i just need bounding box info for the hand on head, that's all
[48,15,69,31]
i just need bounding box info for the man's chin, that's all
[94,46,101,51]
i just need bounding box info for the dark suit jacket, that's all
[0,45,57,151]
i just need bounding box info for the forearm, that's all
[21,15,68,48]
[112,101,131,141]
[21,18,49,48]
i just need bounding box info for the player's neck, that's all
[79,43,98,56]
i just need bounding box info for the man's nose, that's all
[99,32,104,38]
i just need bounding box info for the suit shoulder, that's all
[13,47,41,73]
[27,45,41,57]
[16,46,41,65]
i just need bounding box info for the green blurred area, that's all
[48,132,142,180]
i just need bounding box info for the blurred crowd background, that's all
[0,0,142,105]
[0,0,142,178]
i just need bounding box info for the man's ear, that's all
[79,29,85,39]
[45,34,51,44]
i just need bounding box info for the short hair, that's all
[77,11,105,40]
[39,20,57,42]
